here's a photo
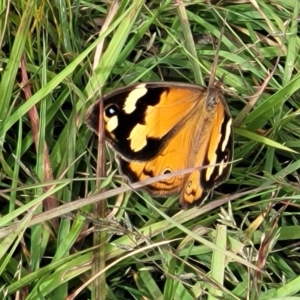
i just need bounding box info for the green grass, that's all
[1,0,300,299]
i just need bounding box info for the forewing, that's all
[85,83,205,161]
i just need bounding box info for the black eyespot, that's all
[162,168,172,175]
[105,104,119,117]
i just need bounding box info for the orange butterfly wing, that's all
[85,83,205,160]
[117,86,232,207]
[180,95,233,207]
[85,82,233,208]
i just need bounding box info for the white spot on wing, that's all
[107,115,118,132]
[123,84,147,114]
[218,159,225,176]
[222,118,232,151]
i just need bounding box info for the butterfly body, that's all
[85,82,233,208]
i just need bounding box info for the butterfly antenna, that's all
[208,17,226,88]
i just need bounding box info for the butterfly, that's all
[85,80,233,208]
